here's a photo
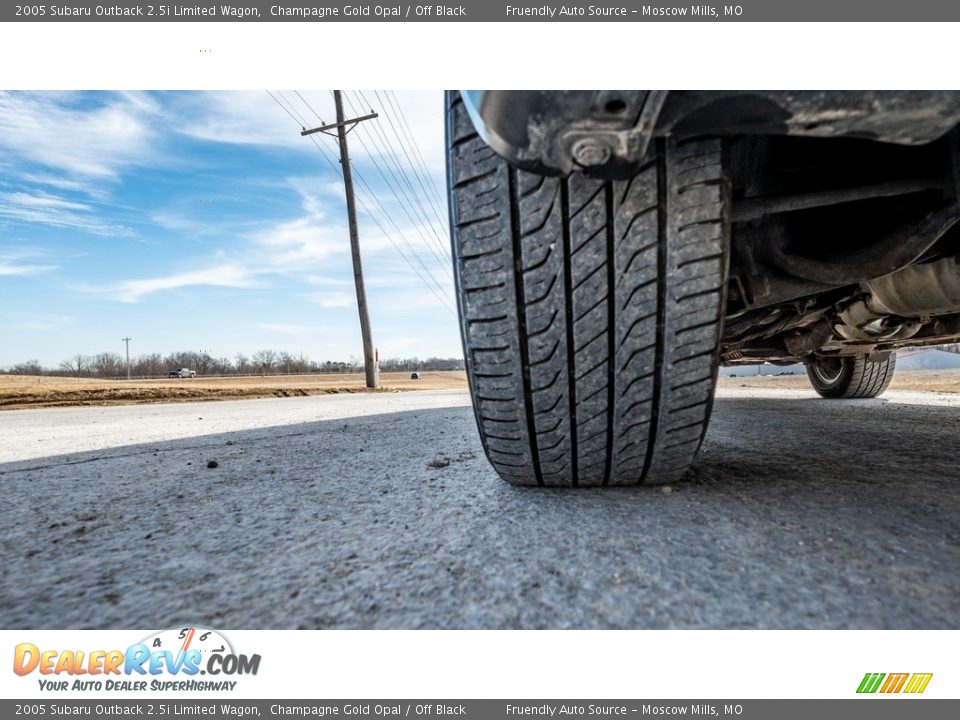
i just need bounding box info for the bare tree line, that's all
[3,351,465,379]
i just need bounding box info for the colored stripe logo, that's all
[857,672,933,694]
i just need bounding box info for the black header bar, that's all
[4,1,960,22]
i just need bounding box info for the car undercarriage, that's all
[463,90,960,365]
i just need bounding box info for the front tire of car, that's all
[447,91,730,487]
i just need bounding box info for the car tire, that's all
[446,91,730,486]
[806,353,897,399]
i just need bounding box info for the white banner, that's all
[2,630,956,700]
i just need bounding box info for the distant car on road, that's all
[411,372,422,380]
[168,368,197,378]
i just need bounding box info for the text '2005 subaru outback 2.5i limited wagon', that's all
[445,90,960,487]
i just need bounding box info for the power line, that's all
[354,90,452,248]
[350,173,457,314]
[384,90,446,211]
[346,90,451,249]
[274,91,456,313]
[370,90,451,235]
[267,91,457,316]
[335,91,455,281]
[291,91,456,298]
[384,90,448,222]
[266,90,306,127]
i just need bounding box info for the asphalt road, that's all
[1,387,957,629]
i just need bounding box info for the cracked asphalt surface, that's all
[1,387,957,629]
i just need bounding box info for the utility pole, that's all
[122,337,131,380]
[301,91,380,389]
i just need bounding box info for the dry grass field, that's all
[718,368,960,394]
[4,367,958,410]
[0,371,468,410]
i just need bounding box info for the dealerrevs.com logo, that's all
[13,627,261,693]
[857,673,933,694]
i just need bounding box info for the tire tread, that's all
[448,92,728,486]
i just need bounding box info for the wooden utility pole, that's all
[301,92,380,388]
[122,337,131,380]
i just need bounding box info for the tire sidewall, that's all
[807,356,855,398]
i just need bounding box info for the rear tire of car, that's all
[446,91,730,487]
[806,353,897,399]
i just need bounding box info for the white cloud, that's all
[0,191,136,237]
[1,92,451,317]
[0,261,57,276]
[5,192,90,211]
[81,186,353,304]
[246,188,349,271]
[176,90,447,181]
[0,91,160,180]
[149,210,203,232]
[304,273,352,286]
[18,173,109,200]
[252,215,345,267]
[302,291,355,308]
[0,247,58,276]
[111,264,259,303]
[177,91,313,149]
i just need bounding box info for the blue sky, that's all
[0,90,460,368]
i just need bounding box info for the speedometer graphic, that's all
[141,626,234,659]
